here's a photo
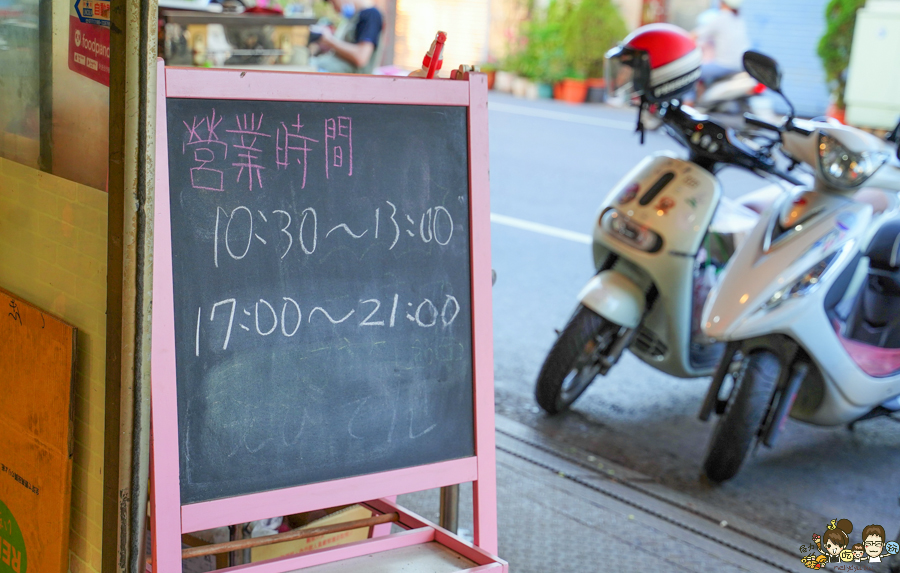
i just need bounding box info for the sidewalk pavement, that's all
[400,416,819,573]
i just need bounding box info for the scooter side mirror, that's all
[743,50,796,120]
[743,50,782,93]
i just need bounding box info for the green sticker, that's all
[0,500,26,573]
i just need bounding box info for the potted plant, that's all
[554,72,589,103]
[817,0,867,123]
[559,0,626,102]
[479,61,498,90]
[508,0,626,103]
[506,7,567,98]
[530,0,626,103]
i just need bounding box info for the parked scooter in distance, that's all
[699,50,900,482]
[693,71,778,128]
[534,25,802,415]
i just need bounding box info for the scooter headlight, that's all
[818,132,888,189]
[600,209,663,253]
[762,242,853,311]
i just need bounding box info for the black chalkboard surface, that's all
[166,98,474,504]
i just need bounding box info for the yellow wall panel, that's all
[0,157,107,573]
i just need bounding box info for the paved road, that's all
[486,93,900,547]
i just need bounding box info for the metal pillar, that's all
[439,485,460,534]
[104,0,157,570]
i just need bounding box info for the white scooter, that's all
[694,71,775,123]
[535,95,801,415]
[699,51,900,482]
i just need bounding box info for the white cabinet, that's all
[845,0,900,129]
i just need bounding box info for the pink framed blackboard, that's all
[150,60,499,572]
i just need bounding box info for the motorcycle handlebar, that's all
[660,104,805,186]
[743,113,814,137]
[743,113,781,132]
[767,166,805,186]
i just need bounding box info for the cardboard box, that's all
[251,505,374,563]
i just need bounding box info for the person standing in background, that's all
[311,0,384,74]
[688,0,751,101]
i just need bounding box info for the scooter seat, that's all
[840,217,900,347]
[853,187,893,217]
[865,217,900,271]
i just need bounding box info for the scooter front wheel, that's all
[535,305,621,415]
[702,350,780,483]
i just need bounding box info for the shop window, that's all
[0,0,109,191]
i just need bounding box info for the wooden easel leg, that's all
[467,70,499,555]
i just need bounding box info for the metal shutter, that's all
[741,0,831,117]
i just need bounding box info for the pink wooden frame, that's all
[150,62,499,572]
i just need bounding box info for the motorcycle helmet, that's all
[605,24,702,104]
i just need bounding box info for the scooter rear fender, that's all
[578,270,646,329]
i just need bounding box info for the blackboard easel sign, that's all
[150,61,502,572]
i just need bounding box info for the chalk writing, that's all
[324,116,352,178]
[385,201,399,250]
[228,113,271,190]
[196,294,463,356]
[276,115,319,189]
[167,99,475,502]
[184,109,228,192]
[326,223,367,239]
[210,299,237,350]
[212,384,444,458]
[345,388,439,444]
[411,338,467,366]
[211,202,455,266]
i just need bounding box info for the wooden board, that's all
[0,287,76,573]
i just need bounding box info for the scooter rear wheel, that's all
[535,305,620,415]
[702,350,780,482]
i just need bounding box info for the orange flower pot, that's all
[554,79,588,103]
[485,70,496,90]
[826,102,846,124]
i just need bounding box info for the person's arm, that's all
[318,30,374,69]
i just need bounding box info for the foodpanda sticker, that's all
[68,15,110,86]
[0,499,26,573]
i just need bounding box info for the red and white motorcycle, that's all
[534,27,800,415]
